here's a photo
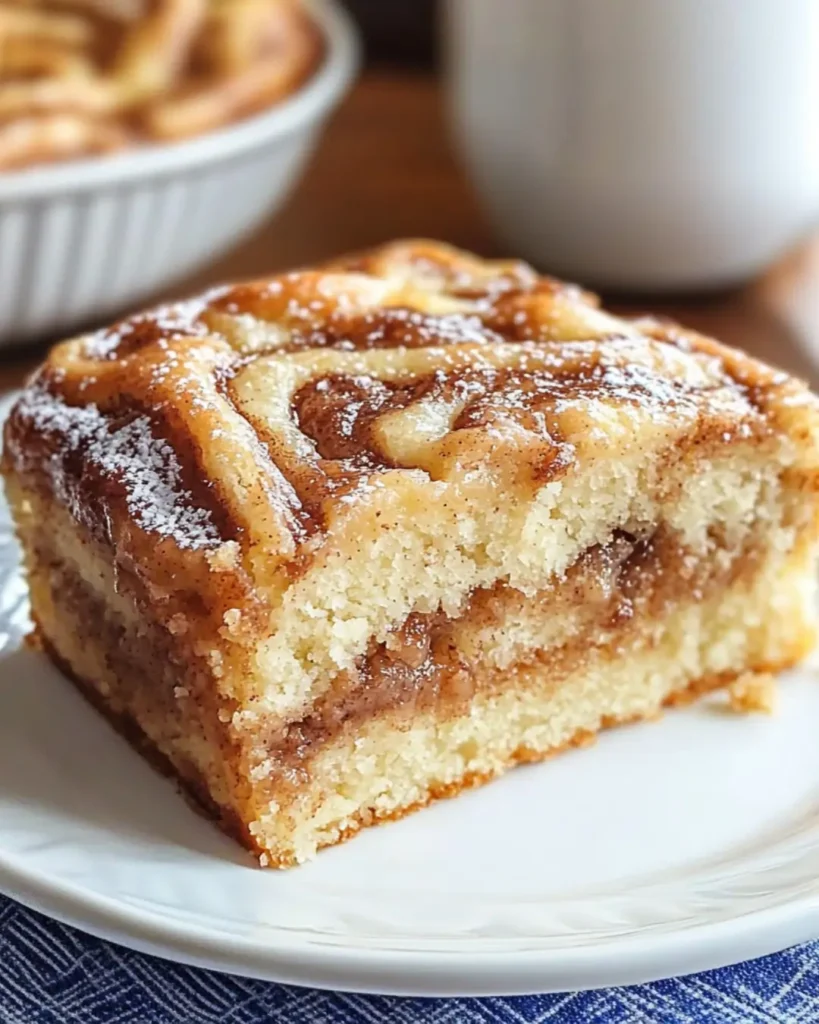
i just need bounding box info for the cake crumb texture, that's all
[727,672,778,715]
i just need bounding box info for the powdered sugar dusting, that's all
[15,388,221,550]
[83,297,213,360]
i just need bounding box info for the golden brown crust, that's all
[33,628,262,861]
[5,240,819,647]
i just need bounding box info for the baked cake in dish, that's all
[5,240,819,867]
[0,0,321,170]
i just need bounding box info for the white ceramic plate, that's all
[1,480,819,996]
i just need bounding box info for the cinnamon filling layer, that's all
[39,522,761,772]
[26,516,763,790]
[265,524,762,776]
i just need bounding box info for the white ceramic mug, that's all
[445,0,819,291]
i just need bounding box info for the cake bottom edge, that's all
[31,628,258,863]
[318,662,803,859]
[34,625,813,869]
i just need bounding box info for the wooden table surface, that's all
[4,71,819,389]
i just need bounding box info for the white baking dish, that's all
[0,0,358,347]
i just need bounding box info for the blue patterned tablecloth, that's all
[1,897,818,1024]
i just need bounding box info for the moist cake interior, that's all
[4,239,819,866]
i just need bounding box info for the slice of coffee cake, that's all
[4,240,819,867]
